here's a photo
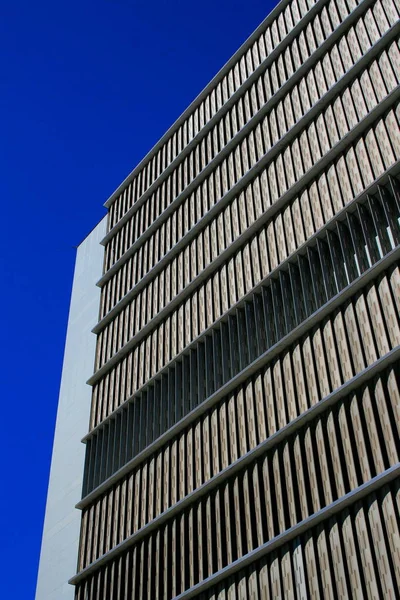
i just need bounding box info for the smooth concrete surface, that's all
[35,217,107,600]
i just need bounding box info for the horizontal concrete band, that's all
[89,154,400,392]
[99,0,384,276]
[101,0,349,239]
[70,387,400,584]
[103,0,320,211]
[92,32,400,345]
[175,465,400,600]
[78,246,400,509]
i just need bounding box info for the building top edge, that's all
[76,214,107,249]
[103,0,287,209]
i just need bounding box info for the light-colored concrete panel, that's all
[35,217,106,600]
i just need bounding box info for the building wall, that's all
[72,0,400,596]
[35,217,107,600]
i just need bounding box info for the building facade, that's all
[42,0,400,596]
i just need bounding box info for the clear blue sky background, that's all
[0,1,274,597]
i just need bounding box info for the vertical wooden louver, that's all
[71,0,400,596]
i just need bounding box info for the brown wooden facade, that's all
[71,0,400,596]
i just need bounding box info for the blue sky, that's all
[0,0,274,597]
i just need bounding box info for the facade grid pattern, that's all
[72,0,400,596]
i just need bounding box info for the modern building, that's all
[37,0,400,597]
